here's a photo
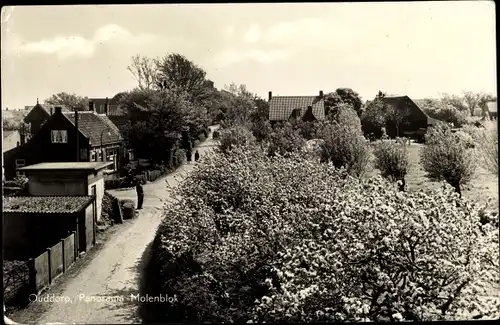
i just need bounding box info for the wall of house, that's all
[3,132,21,153]
[3,113,90,180]
[28,175,87,196]
[88,173,104,221]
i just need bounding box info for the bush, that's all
[219,125,256,153]
[146,146,499,323]
[317,109,372,177]
[121,199,136,219]
[476,127,498,175]
[267,122,306,157]
[101,192,122,224]
[373,138,410,190]
[212,130,220,139]
[148,170,163,182]
[198,133,206,143]
[421,124,478,195]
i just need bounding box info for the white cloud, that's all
[213,47,290,67]
[243,24,262,43]
[7,23,160,59]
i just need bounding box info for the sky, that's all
[1,2,497,110]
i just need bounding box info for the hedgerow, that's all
[147,146,499,322]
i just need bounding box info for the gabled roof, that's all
[369,95,440,126]
[62,111,122,147]
[3,196,93,214]
[24,103,71,122]
[269,95,325,121]
[107,115,130,137]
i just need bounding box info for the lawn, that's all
[368,141,498,212]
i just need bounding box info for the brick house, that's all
[3,107,123,181]
[24,101,71,136]
[268,90,326,123]
[3,196,95,261]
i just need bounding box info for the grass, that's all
[368,141,498,212]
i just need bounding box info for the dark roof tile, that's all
[3,196,93,214]
[269,96,325,121]
[63,111,122,147]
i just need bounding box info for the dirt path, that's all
[9,135,217,324]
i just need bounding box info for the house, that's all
[364,95,439,138]
[268,90,326,123]
[3,195,96,261]
[3,130,21,152]
[3,107,123,181]
[486,100,497,119]
[24,101,71,136]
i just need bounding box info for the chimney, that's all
[105,97,109,116]
[319,90,324,98]
[75,110,79,162]
[55,106,62,114]
[89,101,95,112]
[268,91,272,101]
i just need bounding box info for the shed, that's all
[3,196,95,260]
[18,161,113,222]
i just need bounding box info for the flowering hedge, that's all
[373,138,410,190]
[147,146,499,323]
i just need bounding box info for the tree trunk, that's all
[398,177,406,192]
[451,180,462,197]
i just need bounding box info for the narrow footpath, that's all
[9,133,217,324]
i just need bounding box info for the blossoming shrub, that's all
[267,122,306,157]
[475,126,498,176]
[373,138,410,190]
[146,146,499,322]
[317,113,372,177]
[218,125,256,153]
[420,124,477,195]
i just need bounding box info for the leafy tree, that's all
[325,88,363,117]
[318,106,372,177]
[127,55,159,90]
[44,92,88,111]
[2,118,18,130]
[421,100,469,127]
[155,53,212,105]
[420,124,477,196]
[373,139,410,191]
[218,125,256,153]
[361,94,394,138]
[267,122,306,157]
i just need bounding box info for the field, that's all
[368,142,498,212]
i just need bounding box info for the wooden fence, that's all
[3,231,78,306]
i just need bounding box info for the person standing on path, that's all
[194,150,200,162]
[186,149,192,164]
[135,179,144,210]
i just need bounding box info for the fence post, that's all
[28,258,37,294]
[46,248,52,285]
[61,238,66,273]
[72,231,77,262]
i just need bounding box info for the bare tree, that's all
[127,55,158,90]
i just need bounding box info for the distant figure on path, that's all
[135,179,144,210]
[194,150,200,162]
[186,150,192,164]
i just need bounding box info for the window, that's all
[51,130,68,143]
[90,150,96,162]
[98,150,102,161]
[15,159,26,176]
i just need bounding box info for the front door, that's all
[90,185,97,245]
